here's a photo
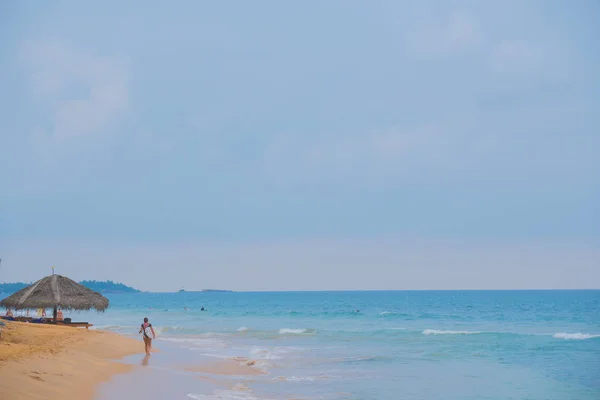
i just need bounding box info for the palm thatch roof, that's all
[0,274,109,311]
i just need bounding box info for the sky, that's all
[0,1,599,291]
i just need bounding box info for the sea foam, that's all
[422,329,481,335]
[188,389,264,400]
[279,328,308,334]
[92,324,134,332]
[552,332,600,340]
[249,346,282,360]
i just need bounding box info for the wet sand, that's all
[0,320,272,399]
[0,320,142,400]
[96,338,269,400]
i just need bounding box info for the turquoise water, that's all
[88,290,599,399]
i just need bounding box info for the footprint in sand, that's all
[28,373,45,382]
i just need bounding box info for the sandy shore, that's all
[0,320,143,400]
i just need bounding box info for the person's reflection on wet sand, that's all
[141,354,150,366]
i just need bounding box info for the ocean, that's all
[83,290,599,400]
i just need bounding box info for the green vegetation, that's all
[79,280,140,293]
[0,280,140,294]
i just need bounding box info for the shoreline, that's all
[95,339,269,400]
[0,320,143,400]
[0,320,269,400]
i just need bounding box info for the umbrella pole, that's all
[53,306,57,323]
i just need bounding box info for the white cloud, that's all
[20,38,130,142]
[262,123,487,185]
[447,12,477,47]
[405,11,481,58]
[306,124,444,164]
[401,9,558,80]
[489,39,545,75]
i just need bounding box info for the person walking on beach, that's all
[139,317,156,355]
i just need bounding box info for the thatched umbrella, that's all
[0,274,109,323]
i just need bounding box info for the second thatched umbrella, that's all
[0,274,109,323]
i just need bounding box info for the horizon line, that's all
[144,288,600,293]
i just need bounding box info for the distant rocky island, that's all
[0,280,140,294]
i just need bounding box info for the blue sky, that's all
[1,1,599,291]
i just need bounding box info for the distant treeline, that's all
[79,280,140,293]
[0,280,140,294]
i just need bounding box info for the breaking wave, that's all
[422,329,482,335]
[552,332,600,340]
[279,328,313,335]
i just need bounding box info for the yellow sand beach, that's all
[0,321,141,400]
